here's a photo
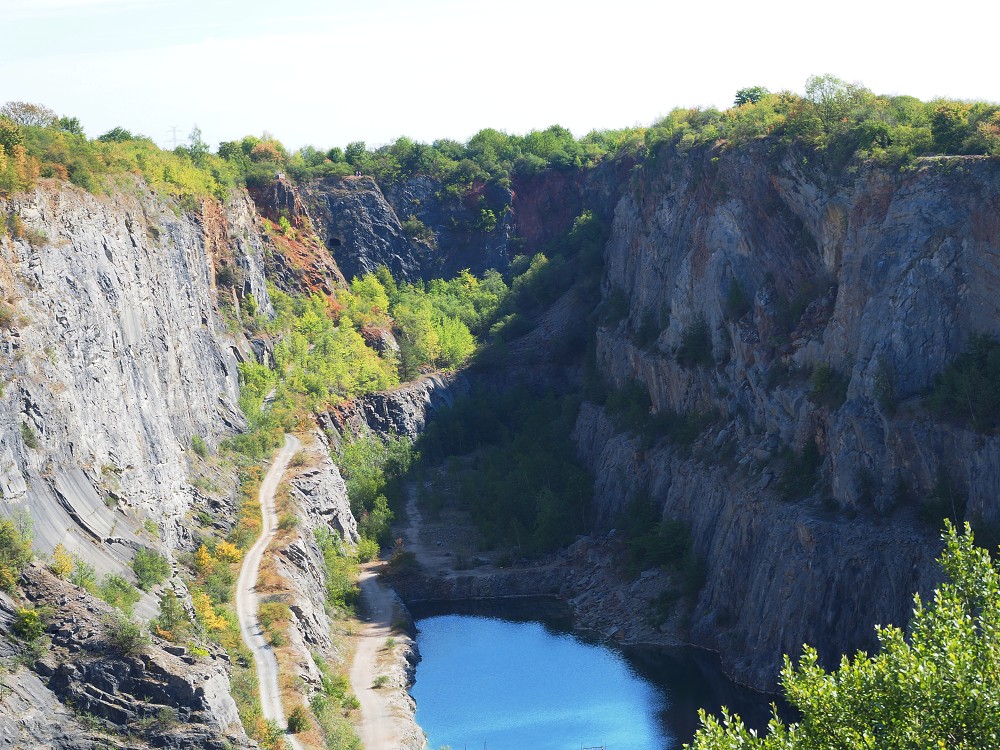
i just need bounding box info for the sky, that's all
[1,0,996,153]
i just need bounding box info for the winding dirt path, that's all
[235,433,305,750]
[349,563,413,750]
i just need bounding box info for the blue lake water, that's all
[411,604,775,750]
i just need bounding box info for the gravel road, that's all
[235,433,306,750]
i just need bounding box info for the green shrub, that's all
[315,528,360,612]
[809,364,850,409]
[676,315,713,368]
[98,574,142,614]
[13,607,44,641]
[605,382,716,450]
[622,499,693,574]
[69,556,97,594]
[106,613,148,655]
[205,566,235,604]
[131,547,170,591]
[400,215,434,243]
[190,435,208,458]
[0,302,15,329]
[287,705,310,734]
[356,537,380,563]
[153,589,190,640]
[921,470,966,527]
[928,334,1000,432]
[632,311,663,350]
[19,422,39,449]
[776,441,823,501]
[0,513,33,593]
[258,600,290,646]
[337,433,413,546]
[724,280,752,321]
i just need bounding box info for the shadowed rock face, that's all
[323,372,470,442]
[577,146,1000,688]
[300,175,516,284]
[298,165,629,286]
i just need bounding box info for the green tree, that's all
[56,116,84,135]
[131,547,171,591]
[98,126,136,143]
[344,141,367,167]
[0,513,33,592]
[931,100,972,153]
[688,522,1000,750]
[153,589,189,640]
[99,574,142,613]
[187,125,210,165]
[734,86,770,107]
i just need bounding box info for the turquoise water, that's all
[411,614,672,750]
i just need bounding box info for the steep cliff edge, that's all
[0,179,278,744]
[0,180,273,557]
[577,145,1000,687]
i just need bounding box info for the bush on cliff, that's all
[0,513,33,593]
[687,521,1000,750]
[928,333,1000,433]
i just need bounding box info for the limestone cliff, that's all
[298,175,511,283]
[0,179,275,745]
[313,145,1000,692]
[578,145,1000,687]
[0,180,270,559]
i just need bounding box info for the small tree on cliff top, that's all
[687,521,1000,750]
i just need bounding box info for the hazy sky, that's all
[2,0,995,152]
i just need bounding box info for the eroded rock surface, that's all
[13,563,249,749]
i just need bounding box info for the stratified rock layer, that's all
[579,148,1000,687]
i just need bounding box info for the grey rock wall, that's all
[0,181,271,560]
[300,176,513,283]
[577,146,1000,688]
[323,372,469,442]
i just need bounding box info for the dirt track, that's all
[235,434,305,750]
[349,562,420,750]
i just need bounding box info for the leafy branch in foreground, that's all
[687,521,1000,750]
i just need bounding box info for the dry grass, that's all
[256,556,285,593]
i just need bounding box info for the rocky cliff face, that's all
[0,181,272,559]
[299,175,514,283]
[322,372,470,443]
[7,562,249,749]
[316,147,1000,691]
[298,166,629,286]
[0,179,281,744]
[576,145,1000,687]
